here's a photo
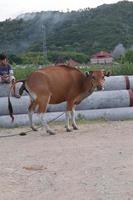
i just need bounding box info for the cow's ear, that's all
[85,71,93,77]
[104,71,111,77]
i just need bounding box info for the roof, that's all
[91,51,112,58]
[66,59,80,66]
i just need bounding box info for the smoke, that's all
[16,10,70,36]
[112,43,126,59]
[16,12,37,21]
[40,11,67,24]
[17,11,68,25]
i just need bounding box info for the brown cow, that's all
[8,65,110,135]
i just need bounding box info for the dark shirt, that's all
[0,64,12,76]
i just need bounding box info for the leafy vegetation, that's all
[13,65,37,80]
[82,63,133,76]
[0,0,133,78]
[13,61,133,80]
[8,51,89,65]
[1,1,133,58]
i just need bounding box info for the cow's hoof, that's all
[47,130,56,135]
[72,125,79,130]
[31,126,38,131]
[66,128,72,132]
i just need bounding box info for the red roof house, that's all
[90,51,113,64]
[66,59,80,67]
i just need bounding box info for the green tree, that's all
[124,50,133,63]
[20,52,49,65]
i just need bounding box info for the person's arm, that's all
[9,65,15,82]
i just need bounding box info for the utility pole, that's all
[42,24,47,60]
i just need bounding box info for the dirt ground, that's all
[0,120,133,200]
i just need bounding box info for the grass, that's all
[13,65,37,80]
[78,63,133,75]
[12,62,133,80]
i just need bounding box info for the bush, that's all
[47,51,88,63]
[77,63,133,76]
[13,65,37,80]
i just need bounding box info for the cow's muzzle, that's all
[97,85,104,91]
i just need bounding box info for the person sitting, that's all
[0,53,20,97]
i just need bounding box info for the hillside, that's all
[0,1,133,55]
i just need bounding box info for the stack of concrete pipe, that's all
[1,75,133,128]
[0,82,27,97]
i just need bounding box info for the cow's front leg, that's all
[65,111,72,132]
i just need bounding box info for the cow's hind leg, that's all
[37,95,56,135]
[28,100,38,131]
[71,106,79,130]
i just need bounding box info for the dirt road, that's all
[0,120,133,200]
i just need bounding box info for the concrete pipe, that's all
[128,76,133,89]
[1,107,133,128]
[0,76,133,97]
[0,84,10,97]
[104,75,133,91]
[0,96,29,116]
[48,90,133,112]
[1,90,133,116]
[0,82,27,97]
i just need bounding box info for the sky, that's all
[0,0,132,21]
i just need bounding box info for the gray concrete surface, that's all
[0,90,130,116]
[1,107,133,128]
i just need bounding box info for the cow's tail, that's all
[8,95,14,122]
[8,80,27,122]
[17,80,29,96]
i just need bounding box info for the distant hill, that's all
[0,1,133,55]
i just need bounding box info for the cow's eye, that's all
[102,76,105,80]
